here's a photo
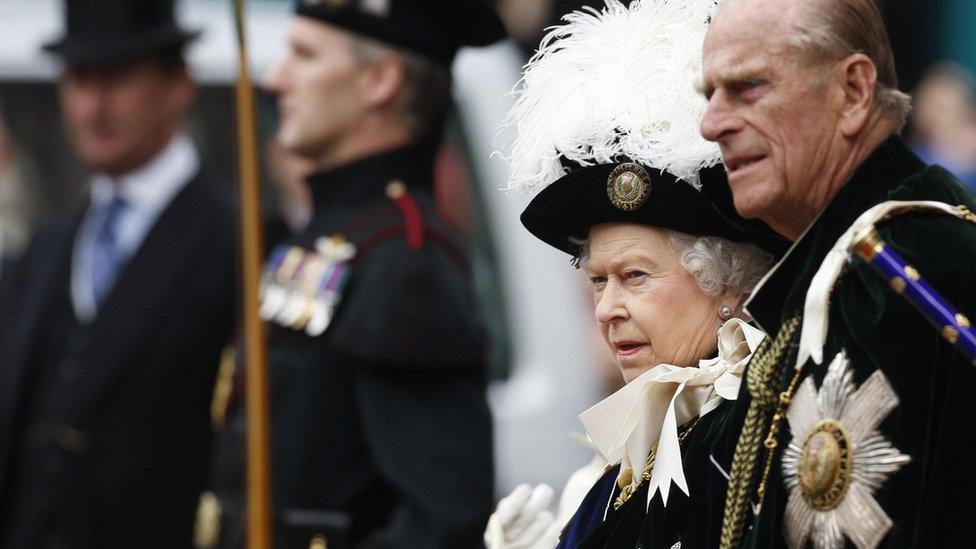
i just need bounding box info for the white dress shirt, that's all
[72,133,200,322]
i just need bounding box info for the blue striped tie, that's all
[90,194,129,309]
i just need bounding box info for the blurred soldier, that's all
[205,1,504,548]
[0,1,236,547]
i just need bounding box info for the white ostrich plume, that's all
[501,0,722,193]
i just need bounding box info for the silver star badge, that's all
[781,351,910,549]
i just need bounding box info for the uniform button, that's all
[67,331,89,354]
[41,447,64,474]
[386,180,406,199]
[58,358,83,381]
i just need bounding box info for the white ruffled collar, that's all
[579,318,766,508]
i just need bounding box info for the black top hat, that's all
[295,0,506,66]
[520,163,789,259]
[42,0,200,65]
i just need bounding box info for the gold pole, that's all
[230,1,273,548]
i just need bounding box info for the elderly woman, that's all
[485,0,787,548]
[515,166,784,549]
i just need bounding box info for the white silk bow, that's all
[579,318,766,508]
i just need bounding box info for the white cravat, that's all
[580,318,766,508]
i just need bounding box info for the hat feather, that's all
[501,0,721,193]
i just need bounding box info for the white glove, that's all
[555,450,608,529]
[484,483,559,549]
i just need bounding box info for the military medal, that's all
[305,236,354,335]
[258,236,354,336]
[315,234,356,261]
[259,246,303,321]
[275,253,314,326]
[305,260,349,336]
[781,351,910,549]
[279,255,328,328]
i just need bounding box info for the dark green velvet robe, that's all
[575,402,740,548]
[713,136,976,548]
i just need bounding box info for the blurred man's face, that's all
[913,73,976,142]
[59,57,191,177]
[265,17,368,162]
[699,0,840,228]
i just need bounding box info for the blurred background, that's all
[1,0,974,500]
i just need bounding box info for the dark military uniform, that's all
[716,136,976,548]
[212,144,493,549]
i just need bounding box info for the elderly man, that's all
[699,0,976,547]
[0,1,236,547]
[204,2,504,548]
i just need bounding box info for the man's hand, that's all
[484,483,559,549]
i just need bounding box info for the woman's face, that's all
[583,223,726,383]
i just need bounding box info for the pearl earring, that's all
[719,306,734,320]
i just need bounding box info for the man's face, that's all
[59,58,191,177]
[265,17,368,161]
[699,0,841,226]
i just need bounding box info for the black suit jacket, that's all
[0,171,236,548]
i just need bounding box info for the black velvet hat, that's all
[295,0,506,66]
[42,0,200,65]
[520,162,789,258]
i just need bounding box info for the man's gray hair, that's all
[788,0,912,129]
[347,34,452,140]
[571,230,774,298]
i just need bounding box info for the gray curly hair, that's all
[666,232,773,297]
[571,230,773,297]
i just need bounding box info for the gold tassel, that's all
[193,491,222,549]
[210,346,237,432]
[719,316,801,549]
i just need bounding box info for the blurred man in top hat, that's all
[699,0,976,547]
[205,1,504,548]
[0,0,236,547]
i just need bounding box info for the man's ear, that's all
[178,68,197,111]
[164,66,197,119]
[360,54,405,110]
[837,53,879,138]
